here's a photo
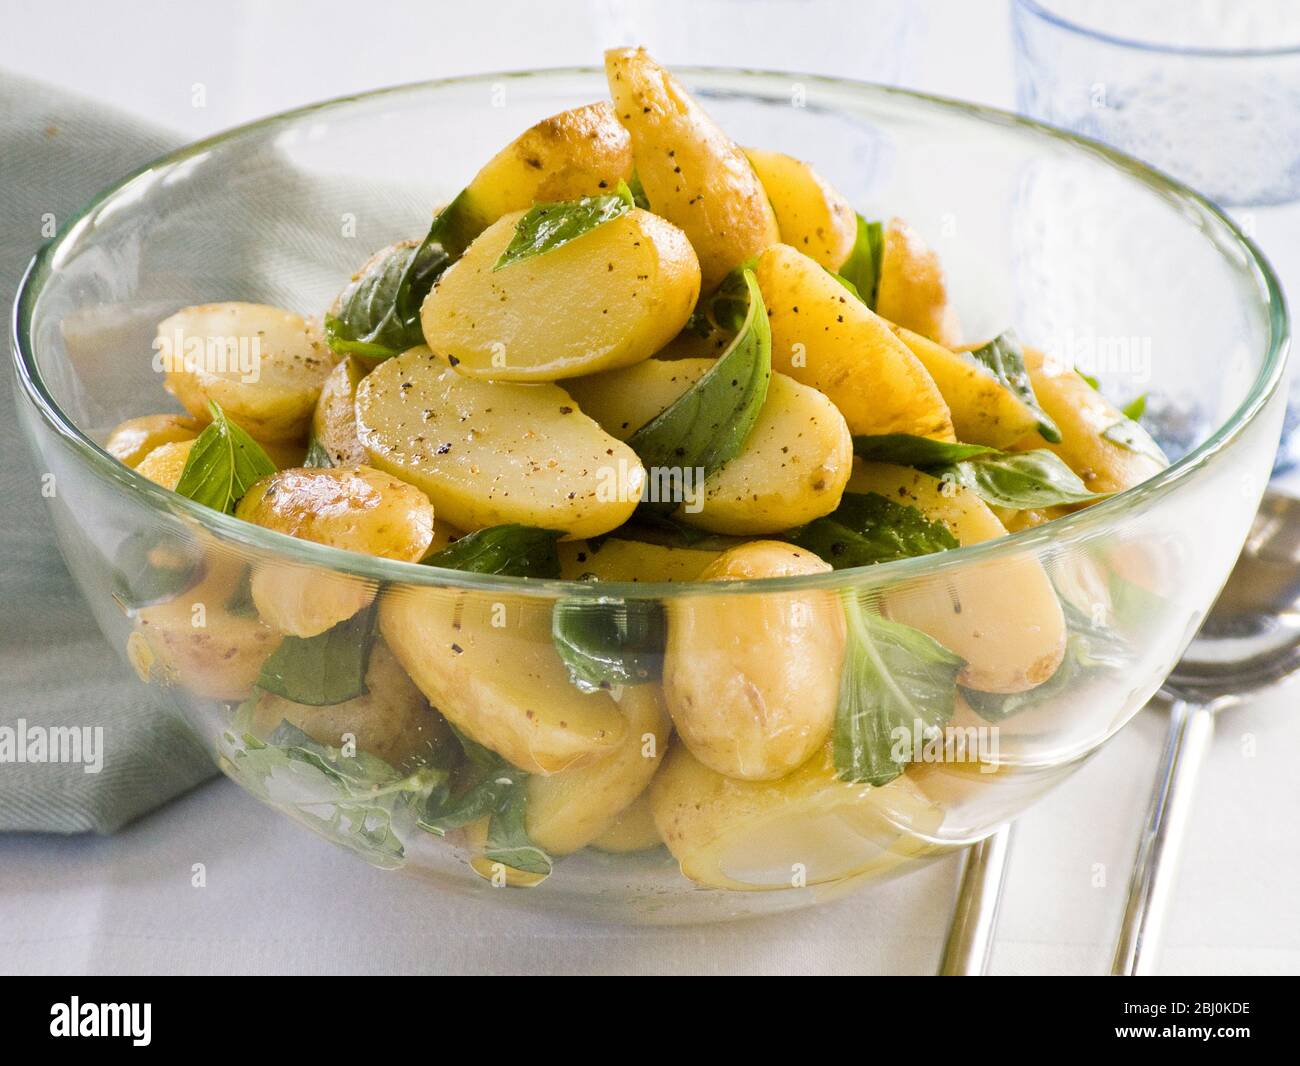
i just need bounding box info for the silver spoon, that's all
[938,489,1300,976]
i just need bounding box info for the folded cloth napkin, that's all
[1,71,217,833]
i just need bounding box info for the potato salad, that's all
[110,49,1168,891]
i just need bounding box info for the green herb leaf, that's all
[223,715,446,869]
[790,492,957,569]
[326,239,451,359]
[934,449,1107,510]
[1077,367,1100,390]
[552,594,665,692]
[1120,393,1147,421]
[834,599,964,786]
[852,433,999,466]
[627,170,651,210]
[966,330,1061,444]
[493,188,635,271]
[626,267,772,486]
[256,601,378,706]
[391,190,483,344]
[423,524,563,577]
[1103,416,1168,464]
[111,529,205,609]
[173,401,277,514]
[837,215,885,309]
[303,431,333,468]
[484,783,553,875]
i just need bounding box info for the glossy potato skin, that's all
[421,208,699,381]
[566,358,852,534]
[458,101,634,233]
[379,588,627,774]
[311,356,369,467]
[157,302,336,442]
[525,685,672,854]
[248,642,452,769]
[756,244,955,440]
[663,541,845,780]
[889,326,1040,449]
[106,414,202,468]
[606,47,779,290]
[744,148,857,269]
[356,347,644,538]
[876,218,962,347]
[850,462,1067,693]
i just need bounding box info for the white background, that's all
[1,0,1297,975]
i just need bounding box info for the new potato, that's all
[744,147,857,270]
[558,537,723,582]
[106,414,202,468]
[311,356,369,467]
[876,217,962,347]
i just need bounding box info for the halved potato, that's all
[356,347,643,538]
[235,466,435,637]
[453,101,634,237]
[525,685,672,854]
[106,414,202,468]
[1015,347,1166,495]
[135,439,196,491]
[605,47,779,290]
[379,586,627,774]
[744,148,856,269]
[247,641,452,769]
[650,741,942,891]
[311,356,369,467]
[420,208,699,380]
[590,790,663,853]
[755,243,955,440]
[566,358,852,534]
[558,537,722,582]
[850,461,1067,693]
[663,541,845,780]
[888,325,1041,449]
[157,302,336,442]
[876,218,961,347]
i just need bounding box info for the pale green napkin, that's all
[1,71,216,832]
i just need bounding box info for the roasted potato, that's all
[356,347,644,538]
[755,243,955,440]
[744,148,856,269]
[663,541,845,780]
[605,47,779,290]
[876,217,961,347]
[157,302,336,442]
[420,208,699,380]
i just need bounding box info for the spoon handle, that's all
[1112,699,1216,975]
[938,824,1013,975]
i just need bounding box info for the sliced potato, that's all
[454,101,633,236]
[876,217,961,347]
[157,302,336,442]
[850,461,1067,693]
[356,347,643,538]
[420,208,699,381]
[135,439,196,491]
[605,47,779,290]
[1015,347,1166,495]
[248,642,452,769]
[379,587,627,774]
[650,742,942,891]
[566,359,852,534]
[744,148,856,269]
[135,555,281,700]
[558,537,722,582]
[755,243,955,440]
[311,355,369,467]
[663,541,845,780]
[526,685,672,854]
[889,325,1041,448]
[106,414,202,468]
[590,790,663,853]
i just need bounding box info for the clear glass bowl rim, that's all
[10,65,1290,600]
[1013,0,1300,58]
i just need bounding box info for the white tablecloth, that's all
[2,0,1297,975]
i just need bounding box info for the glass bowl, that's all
[11,68,1288,924]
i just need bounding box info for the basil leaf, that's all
[303,431,333,469]
[493,185,635,271]
[223,715,445,870]
[111,529,205,610]
[1077,367,1100,390]
[256,601,378,706]
[1120,393,1147,421]
[326,239,450,359]
[423,524,563,577]
[790,492,957,568]
[484,783,553,876]
[935,450,1107,510]
[627,267,772,486]
[173,401,277,513]
[834,599,964,786]
[627,170,651,210]
[837,214,884,309]
[392,190,483,344]
[552,594,665,692]
[1103,417,1168,464]
[966,330,1061,444]
[852,433,998,466]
